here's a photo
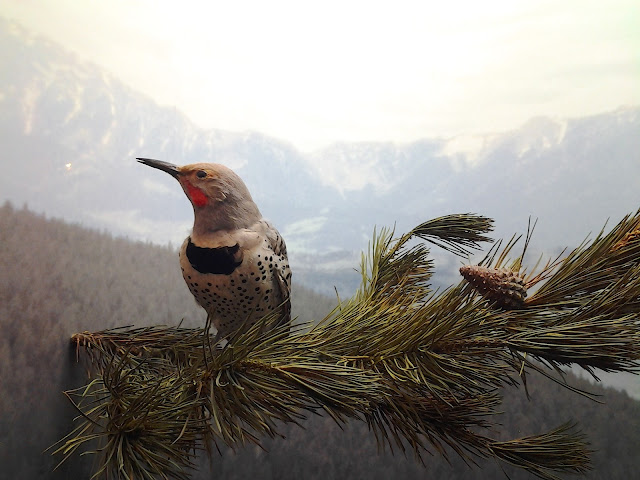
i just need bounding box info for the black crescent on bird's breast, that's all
[185,238,242,275]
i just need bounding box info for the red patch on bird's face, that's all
[183,181,208,207]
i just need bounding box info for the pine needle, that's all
[409,213,494,257]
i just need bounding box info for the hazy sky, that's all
[3,0,639,151]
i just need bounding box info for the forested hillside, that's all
[1,202,639,479]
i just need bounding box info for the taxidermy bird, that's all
[137,158,291,340]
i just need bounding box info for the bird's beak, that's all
[137,158,181,179]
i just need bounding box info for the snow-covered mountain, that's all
[1,17,639,296]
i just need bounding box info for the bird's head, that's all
[137,158,261,232]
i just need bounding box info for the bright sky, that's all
[3,0,639,151]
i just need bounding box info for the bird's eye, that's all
[196,170,207,178]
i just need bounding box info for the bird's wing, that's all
[261,220,292,328]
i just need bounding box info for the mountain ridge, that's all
[1,16,639,298]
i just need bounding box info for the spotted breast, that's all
[179,220,291,338]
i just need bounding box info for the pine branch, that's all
[408,213,494,257]
[489,423,592,480]
[56,210,640,480]
[526,209,640,306]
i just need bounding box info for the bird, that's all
[137,158,291,341]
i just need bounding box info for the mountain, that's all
[1,16,639,297]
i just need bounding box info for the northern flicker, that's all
[137,158,291,340]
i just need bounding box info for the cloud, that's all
[4,0,639,151]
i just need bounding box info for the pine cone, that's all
[460,265,527,309]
